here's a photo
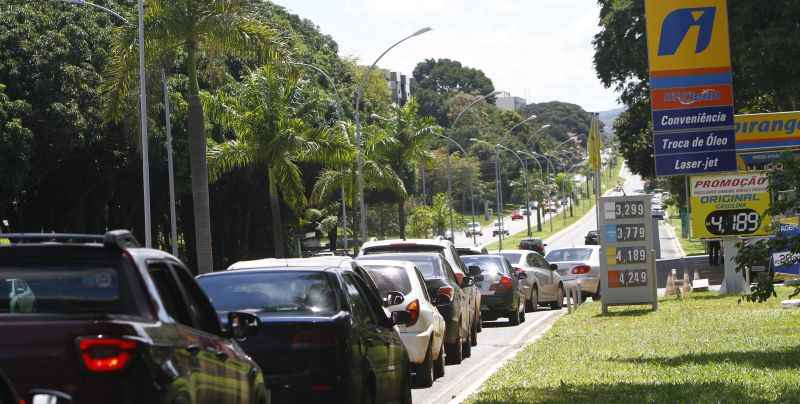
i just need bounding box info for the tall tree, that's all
[106,0,284,273]
[412,58,495,126]
[205,66,350,258]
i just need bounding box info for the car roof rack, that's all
[0,230,140,249]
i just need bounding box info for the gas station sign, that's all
[600,196,658,313]
[690,173,772,239]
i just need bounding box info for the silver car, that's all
[497,250,565,311]
[545,246,601,299]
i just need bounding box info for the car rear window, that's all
[499,253,522,264]
[461,256,507,274]
[361,265,412,295]
[358,255,442,278]
[362,244,445,256]
[546,248,593,262]
[0,266,127,315]
[197,271,338,315]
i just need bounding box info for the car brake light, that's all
[490,275,513,291]
[292,331,337,348]
[405,299,420,326]
[572,265,591,275]
[311,384,333,392]
[78,337,138,373]
[437,286,454,303]
[454,272,464,285]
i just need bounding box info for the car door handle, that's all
[186,345,202,356]
[214,350,229,361]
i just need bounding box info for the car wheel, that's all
[526,286,539,312]
[550,286,564,310]
[402,368,413,404]
[413,342,434,388]
[508,299,521,326]
[470,319,478,346]
[519,298,526,323]
[433,340,445,379]
[445,339,463,365]
[462,327,472,358]
[477,311,483,332]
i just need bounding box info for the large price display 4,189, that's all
[704,209,761,236]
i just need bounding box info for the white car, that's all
[357,260,446,387]
[497,250,565,311]
[545,246,601,299]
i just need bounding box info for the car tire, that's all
[526,287,539,312]
[477,311,483,332]
[508,299,521,326]
[402,369,413,404]
[462,329,472,358]
[433,341,445,379]
[413,342,434,388]
[550,286,564,310]
[470,319,478,346]
[445,340,463,365]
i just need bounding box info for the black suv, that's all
[0,231,268,404]
[519,238,546,255]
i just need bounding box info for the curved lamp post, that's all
[516,150,545,231]
[291,62,350,251]
[354,27,432,242]
[61,0,152,248]
[495,144,533,237]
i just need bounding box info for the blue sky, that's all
[273,0,622,112]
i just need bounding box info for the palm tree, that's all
[205,65,350,258]
[311,121,407,238]
[106,0,285,273]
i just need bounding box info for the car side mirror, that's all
[228,311,260,340]
[386,291,405,306]
[468,265,482,276]
[517,272,528,280]
[391,310,413,326]
[461,276,475,287]
[549,264,558,271]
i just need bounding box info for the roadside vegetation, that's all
[665,206,705,257]
[468,288,800,404]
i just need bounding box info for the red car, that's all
[511,210,523,220]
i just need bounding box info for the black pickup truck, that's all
[0,231,268,404]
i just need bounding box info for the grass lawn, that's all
[666,207,706,256]
[485,163,623,251]
[467,288,800,404]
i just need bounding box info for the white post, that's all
[162,70,177,256]
[720,238,746,294]
[137,0,151,247]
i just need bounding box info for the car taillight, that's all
[571,265,591,274]
[490,275,513,291]
[437,286,454,303]
[405,299,420,326]
[292,330,337,348]
[78,337,138,373]
[454,272,464,285]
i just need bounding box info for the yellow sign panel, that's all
[735,111,800,151]
[690,173,771,239]
[645,0,732,72]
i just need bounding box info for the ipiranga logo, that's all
[658,7,716,56]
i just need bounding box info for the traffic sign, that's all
[645,0,737,177]
[600,196,658,313]
[689,173,772,238]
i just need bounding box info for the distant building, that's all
[496,91,527,111]
[386,72,412,106]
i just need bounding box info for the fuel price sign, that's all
[690,173,771,239]
[600,195,657,313]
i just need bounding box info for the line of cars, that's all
[0,229,596,404]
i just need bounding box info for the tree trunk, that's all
[398,199,406,239]
[328,227,337,252]
[268,168,286,258]
[186,44,214,274]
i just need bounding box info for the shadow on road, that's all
[613,347,800,370]
[593,308,654,318]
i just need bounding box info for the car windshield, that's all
[362,265,412,295]
[358,255,442,278]
[0,266,128,315]
[499,253,522,264]
[197,271,338,315]
[468,223,480,229]
[546,248,594,262]
[462,256,506,274]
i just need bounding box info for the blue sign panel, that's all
[774,225,800,275]
[655,151,738,176]
[654,106,734,132]
[605,225,617,243]
[654,129,735,154]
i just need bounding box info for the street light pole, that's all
[291,62,350,252]
[431,131,476,245]
[517,150,544,232]
[61,0,151,247]
[497,145,531,238]
[354,27,432,243]
[495,148,503,251]
[161,69,177,256]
